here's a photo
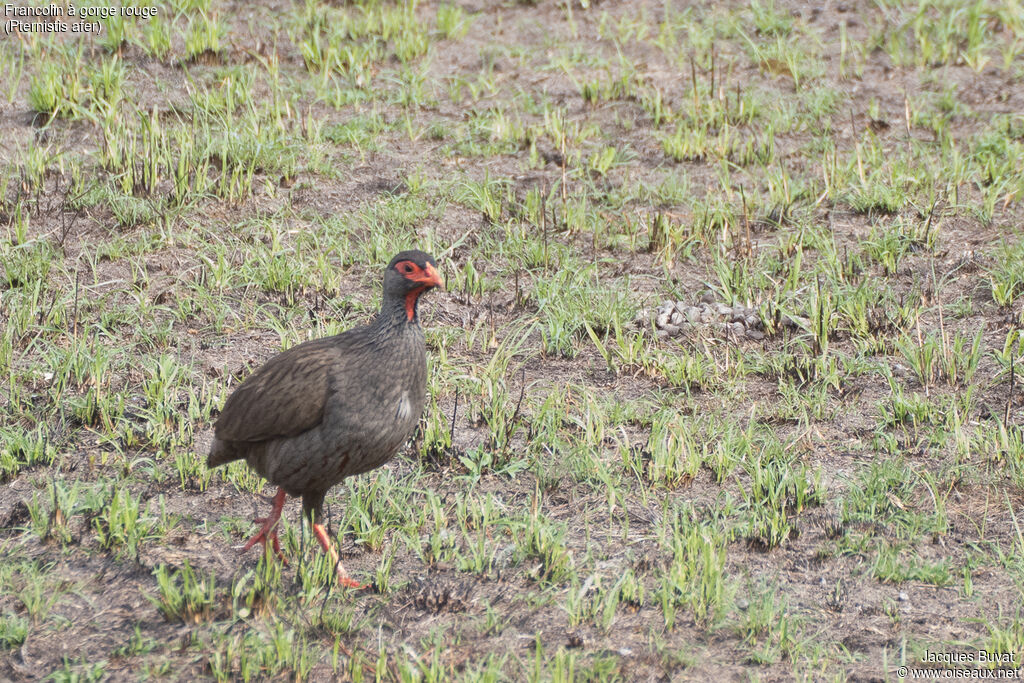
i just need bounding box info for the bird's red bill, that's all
[411,262,444,290]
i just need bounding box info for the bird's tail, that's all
[207,438,244,468]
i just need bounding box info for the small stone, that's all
[730,322,745,337]
[618,648,633,657]
[730,310,747,323]
[656,329,669,339]
[898,591,909,602]
[685,306,701,323]
[670,311,683,326]
[674,301,688,315]
[892,363,909,378]
[699,309,715,323]
[661,300,675,313]
[700,291,716,304]
[745,314,761,329]
[715,303,732,316]
[656,312,670,327]
[736,598,750,611]
[662,323,680,336]
[746,328,765,340]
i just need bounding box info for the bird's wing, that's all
[214,339,337,443]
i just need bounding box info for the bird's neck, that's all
[376,292,422,329]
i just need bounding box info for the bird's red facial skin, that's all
[396,261,418,277]
[396,260,444,289]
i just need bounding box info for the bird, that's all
[207,250,443,587]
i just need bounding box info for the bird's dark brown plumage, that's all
[207,250,442,585]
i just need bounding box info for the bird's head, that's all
[383,250,443,322]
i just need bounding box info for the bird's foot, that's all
[236,488,288,562]
[336,573,362,590]
[237,527,287,563]
[312,522,361,589]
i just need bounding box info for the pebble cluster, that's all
[635,293,767,341]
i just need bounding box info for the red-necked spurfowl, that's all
[208,250,443,587]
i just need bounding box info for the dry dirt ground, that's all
[2,0,1024,681]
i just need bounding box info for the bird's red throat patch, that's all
[405,286,426,321]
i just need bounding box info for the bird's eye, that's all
[399,262,415,274]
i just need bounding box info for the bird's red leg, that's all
[239,487,288,562]
[311,522,361,588]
